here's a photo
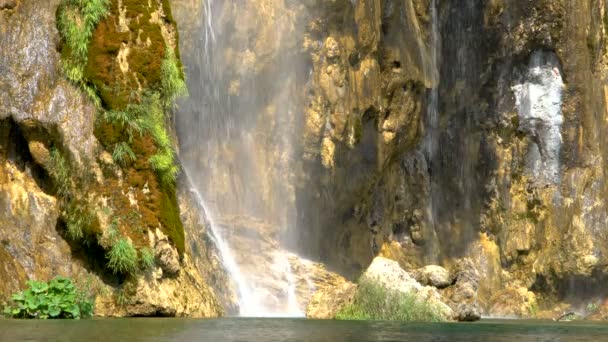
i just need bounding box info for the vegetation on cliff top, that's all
[3,277,93,319]
[336,279,445,322]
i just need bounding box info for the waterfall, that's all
[186,173,258,315]
[424,0,441,235]
[176,0,308,317]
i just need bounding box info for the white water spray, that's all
[185,172,258,316]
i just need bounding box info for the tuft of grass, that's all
[139,247,155,270]
[107,238,138,275]
[64,202,95,241]
[101,108,144,142]
[48,147,71,197]
[56,0,109,105]
[126,92,180,188]
[112,142,136,166]
[160,47,188,108]
[335,279,445,322]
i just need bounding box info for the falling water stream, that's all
[177,0,308,317]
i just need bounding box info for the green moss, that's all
[159,184,185,255]
[336,278,445,322]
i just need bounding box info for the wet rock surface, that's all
[411,265,453,289]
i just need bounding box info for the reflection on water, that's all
[1,318,608,342]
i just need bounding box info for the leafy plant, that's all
[139,247,155,270]
[160,47,188,108]
[48,147,71,197]
[107,238,138,275]
[127,92,180,187]
[336,279,444,322]
[64,202,95,240]
[3,277,93,319]
[57,0,109,105]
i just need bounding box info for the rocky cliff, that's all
[0,0,225,317]
[171,0,608,318]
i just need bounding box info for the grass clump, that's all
[160,47,188,108]
[3,277,93,319]
[48,147,71,197]
[139,247,155,270]
[64,202,96,241]
[128,92,180,188]
[336,279,444,322]
[107,238,138,275]
[112,141,137,166]
[57,0,109,106]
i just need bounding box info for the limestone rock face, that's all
[95,253,222,318]
[442,259,482,321]
[362,257,424,294]
[306,281,358,319]
[153,229,181,277]
[411,265,452,289]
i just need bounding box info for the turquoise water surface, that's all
[1,318,607,341]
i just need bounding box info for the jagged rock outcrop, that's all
[411,265,452,288]
[307,257,484,321]
[306,279,358,319]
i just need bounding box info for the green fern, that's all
[112,142,136,166]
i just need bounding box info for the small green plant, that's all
[48,147,71,197]
[100,108,144,142]
[528,301,539,318]
[587,302,599,313]
[139,247,155,270]
[115,280,137,307]
[127,92,180,187]
[336,279,444,322]
[64,202,95,240]
[57,0,109,106]
[112,141,136,166]
[107,238,138,275]
[3,277,93,319]
[160,47,188,108]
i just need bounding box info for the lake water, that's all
[1,318,607,341]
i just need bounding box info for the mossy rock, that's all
[56,0,186,256]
